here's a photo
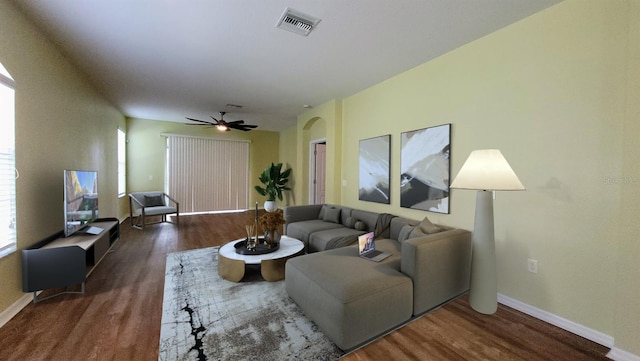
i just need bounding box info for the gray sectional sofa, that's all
[283,204,382,252]
[283,204,472,350]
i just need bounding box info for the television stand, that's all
[21,218,119,303]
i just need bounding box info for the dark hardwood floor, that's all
[0,212,610,361]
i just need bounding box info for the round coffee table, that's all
[218,236,304,282]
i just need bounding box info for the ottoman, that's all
[285,243,413,350]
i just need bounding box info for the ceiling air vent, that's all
[276,8,321,36]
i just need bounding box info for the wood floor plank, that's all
[0,212,610,360]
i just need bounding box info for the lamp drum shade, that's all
[450,149,525,191]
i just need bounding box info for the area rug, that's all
[159,247,344,361]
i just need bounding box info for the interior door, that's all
[314,143,326,204]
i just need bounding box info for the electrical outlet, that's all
[527,259,538,274]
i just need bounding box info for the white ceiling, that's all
[12,0,560,131]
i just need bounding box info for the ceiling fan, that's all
[185,112,258,132]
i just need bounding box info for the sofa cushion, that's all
[144,195,165,207]
[345,216,357,228]
[323,207,341,224]
[283,204,322,226]
[143,206,177,216]
[398,224,414,242]
[318,205,328,219]
[350,209,379,232]
[408,226,427,239]
[286,219,345,247]
[309,227,365,253]
[389,217,418,241]
[418,216,443,234]
[354,221,366,231]
[285,242,410,350]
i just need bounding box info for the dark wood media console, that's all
[21,218,120,303]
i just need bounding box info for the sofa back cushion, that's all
[398,224,414,242]
[130,191,164,211]
[350,209,379,232]
[390,217,418,241]
[319,204,354,224]
[322,207,342,223]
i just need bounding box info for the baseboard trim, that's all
[497,294,614,348]
[498,294,640,360]
[0,293,34,329]
[607,347,640,361]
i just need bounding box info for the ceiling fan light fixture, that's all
[186,112,257,132]
[276,8,320,36]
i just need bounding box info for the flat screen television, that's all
[64,169,101,237]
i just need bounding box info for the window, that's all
[165,135,249,213]
[0,62,16,258]
[117,128,126,197]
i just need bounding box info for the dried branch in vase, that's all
[259,209,285,231]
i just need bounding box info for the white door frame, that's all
[309,138,326,204]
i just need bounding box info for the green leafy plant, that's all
[254,162,292,201]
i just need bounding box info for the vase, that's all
[263,229,281,248]
[264,200,278,212]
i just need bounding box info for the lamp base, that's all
[469,190,497,314]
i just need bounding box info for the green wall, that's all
[126,118,280,208]
[278,126,298,206]
[296,100,343,205]
[289,0,639,355]
[614,0,640,355]
[0,1,126,311]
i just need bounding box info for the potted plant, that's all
[254,162,292,212]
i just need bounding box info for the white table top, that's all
[219,236,304,264]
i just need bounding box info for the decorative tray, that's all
[234,238,280,255]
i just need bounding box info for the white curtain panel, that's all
[166,135,249,213]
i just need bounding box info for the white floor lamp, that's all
[450,149,525,314]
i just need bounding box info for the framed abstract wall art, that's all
[400,124,451,213]
[358,134,391,204]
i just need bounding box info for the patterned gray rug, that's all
[159,247,344,361]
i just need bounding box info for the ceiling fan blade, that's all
[186,117,215,125]
[187,113,255,131]
[232,125,258,131]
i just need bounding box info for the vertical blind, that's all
[166,135,249,213]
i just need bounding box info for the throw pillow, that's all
[408,226,427,240]
[398,224,415,242]
[144,195,165,207]
[418,216,442,234]
[323,207,341,224]
[345,216,357,229]
[318,205,328,219]
[354,221,366,231]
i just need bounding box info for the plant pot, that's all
[264,200,278,212]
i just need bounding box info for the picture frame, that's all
[400,124,451,213]
[358,134,391,204]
